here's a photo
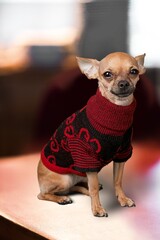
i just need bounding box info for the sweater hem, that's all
[41,149,86,177]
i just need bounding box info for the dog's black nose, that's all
[118,80,130,90]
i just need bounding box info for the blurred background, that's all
[1,2,160,239]
[0,0,160,157]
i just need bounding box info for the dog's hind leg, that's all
[69,182,103,196]
[37,160,74,204]
[69,185,89,195]
[37,192,73,205]
[37,178,74,205]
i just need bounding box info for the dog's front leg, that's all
[87,172,108,217]
[113,162,135,207]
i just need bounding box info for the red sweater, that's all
[41,90,136,177]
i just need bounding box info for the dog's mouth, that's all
[111,88,135,98]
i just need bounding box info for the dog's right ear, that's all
[76,57,100,79]
[135,54,146,75]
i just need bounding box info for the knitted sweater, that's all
[41,90,136,177]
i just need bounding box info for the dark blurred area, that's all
[0,0,160,157]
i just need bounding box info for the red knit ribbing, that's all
[86,90,136,136]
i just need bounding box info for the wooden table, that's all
[0,142,160,240]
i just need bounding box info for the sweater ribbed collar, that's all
[86,90,136,136]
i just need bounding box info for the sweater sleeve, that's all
[113,127,133,163]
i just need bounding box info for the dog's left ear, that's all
[76,57,100,79]
[135,53,146,75]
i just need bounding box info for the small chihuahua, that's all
[37,52,145,217]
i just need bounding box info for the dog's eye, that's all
[103,71,112,78]
[130,69,139,75]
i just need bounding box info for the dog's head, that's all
[77,52,146,105]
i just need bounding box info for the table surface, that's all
[0,142,160,240]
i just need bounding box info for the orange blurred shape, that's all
[128,141,160,173]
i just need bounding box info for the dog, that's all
[37,52,146,217]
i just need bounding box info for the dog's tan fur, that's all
[37,52,145,217]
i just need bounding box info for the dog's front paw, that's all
[92,206,108,217]
[117,195,136,207]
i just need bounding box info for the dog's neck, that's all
[86,89,136,136]
[98,83,134,106]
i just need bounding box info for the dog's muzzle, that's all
[111,80,135,97]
